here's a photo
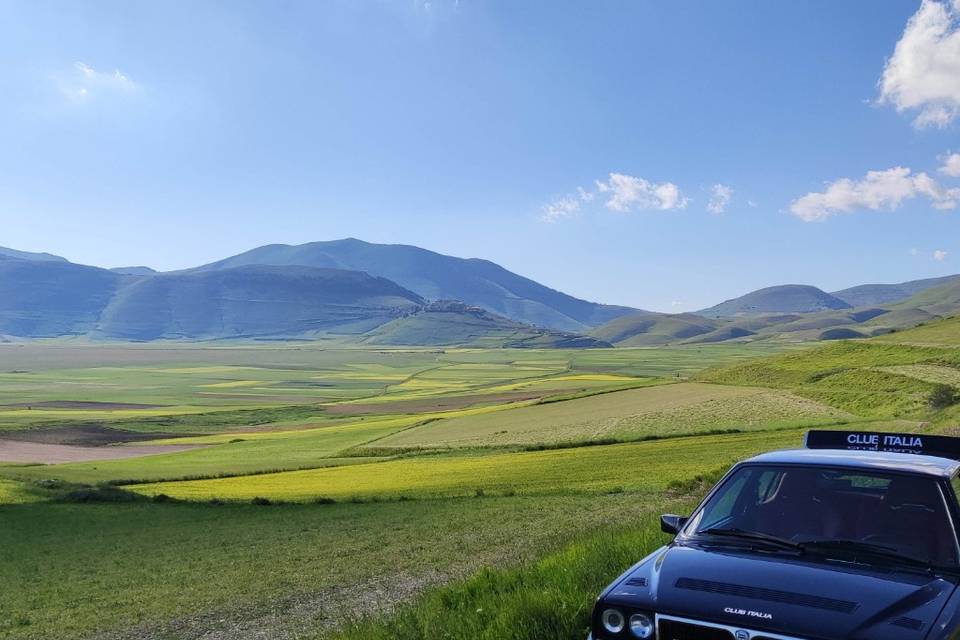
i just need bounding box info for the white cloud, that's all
[707,184,734,214]
[940,152,960,176]
[59,61,138,103]
[935,249,949,261]
[595,173,688,213]
[911,247,920,255]
[747,200,759,208]
[789,166,960,221]
[541,196,582,222]
[879,0,960,128]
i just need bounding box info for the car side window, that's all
[951,472,960,504]
[699,473,750,530]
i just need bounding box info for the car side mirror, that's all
[661,514,688,535]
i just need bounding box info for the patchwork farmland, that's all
[1,319,958,640]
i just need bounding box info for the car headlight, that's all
[602,608,625,633]
[629,613,654,638]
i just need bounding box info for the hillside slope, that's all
[0,259,123,337]
[590,312,719,346]
[363,300,610,348]
[0,246,68,263]
[97,266,425,340]
[831,274,960,307]
[699,285,852,318]
[191,238,637,331]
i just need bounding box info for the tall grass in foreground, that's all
[328,514,678,640]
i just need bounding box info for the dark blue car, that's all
[588,431,960,640]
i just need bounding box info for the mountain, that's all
[0,259,123,337]
[109,266,157,276]
[191,238,637,331]
[96,265,425,340]
[363,300,609,348]
[590,312,719,346]
[0,246,68,263]
[831,274,960,307]
[698,285,852,318]
[0,247,608,346]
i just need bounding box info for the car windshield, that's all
[685,465,960,567]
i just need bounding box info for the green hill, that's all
[698,284,851,318]
[831,274,960,307]
[589,312,718,346]
[700,332,960,420]
[874,315,960,346]
[191,238,638,331]
[362,301,610,348]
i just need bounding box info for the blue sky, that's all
[2,0,960,311]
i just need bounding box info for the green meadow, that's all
[1,325,957,640]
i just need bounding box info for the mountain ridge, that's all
[190,238,638,331]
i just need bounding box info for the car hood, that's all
[604,543,959,639]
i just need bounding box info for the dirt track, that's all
[0,440,201,464]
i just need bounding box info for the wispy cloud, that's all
[58,61,139,103]
[541,172,689,222]
[594,173,688,213]
[940,151,960,177]
[541,195,582,222]
[879,0,960,128]
[707,184,734,214]
[789,165,960,222]
[935,249,949,261]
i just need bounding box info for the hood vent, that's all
[891,617,925,631]
[624,577,647,587]
[675,578,858,613]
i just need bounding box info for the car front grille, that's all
[658,619,734,640]
[656,615,808,640]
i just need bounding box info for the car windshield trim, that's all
[698,527,802,551]
[798,538,938,570]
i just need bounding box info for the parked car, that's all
[588,430,960,640]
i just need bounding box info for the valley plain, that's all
[3,316,958,640]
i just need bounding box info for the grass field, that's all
[374,382,852,449]
[128,430,813,502]
[700,339,960,418]
[2,332,956,640]
[1,494,683,640]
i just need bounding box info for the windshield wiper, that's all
[799,539,932,569]
[699,527,802,551]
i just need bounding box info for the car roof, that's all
[743,448,960,478]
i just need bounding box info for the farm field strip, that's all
[374,382,852,449]
[128,429,816,502]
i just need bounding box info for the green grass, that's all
[128,430,813,503]
[700,340,960,418]
[0,494,680,640]
[875,315,960,346]
[0,478,42,505]
[327,511,689,640]
[374,382,851,449]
